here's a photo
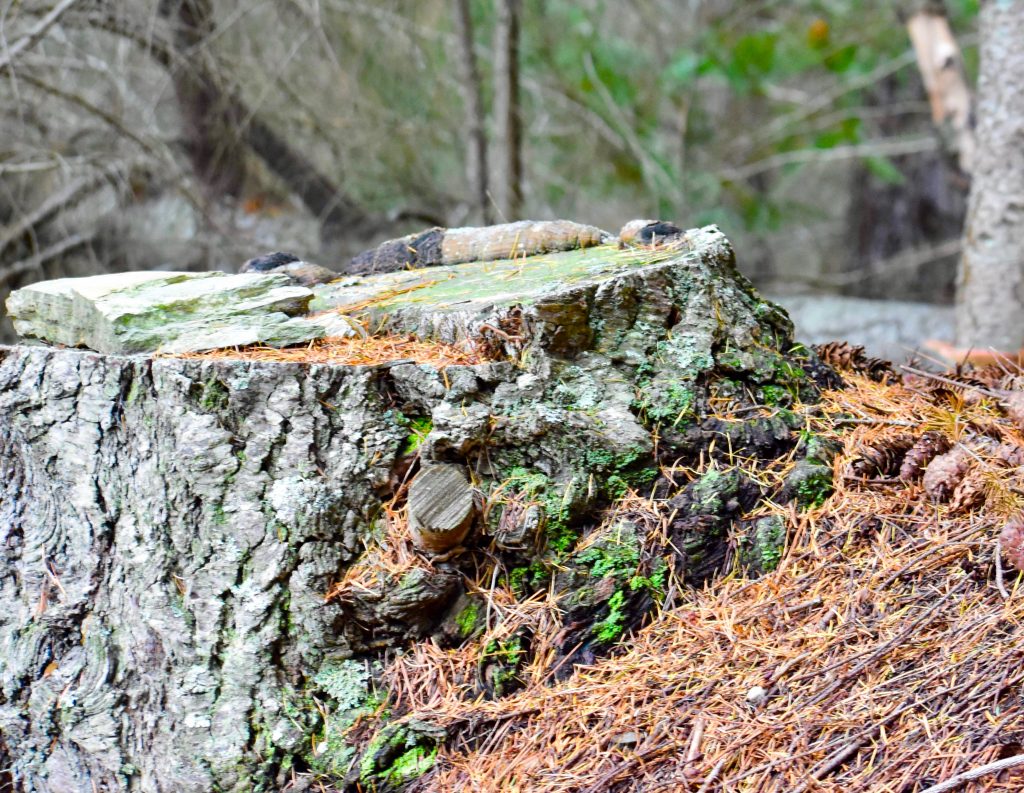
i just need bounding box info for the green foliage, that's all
[401,416,433,455]
[796,469,834,509]
[594,590,627,644]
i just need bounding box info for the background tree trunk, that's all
[955,0,1024,351]
[454,0,493,224]
[492,0,524,221]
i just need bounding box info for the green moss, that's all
[594,590,627,644]
[578,524,641,579]
[454,601,481,640]
[636,380,696,426]
[199,378,230,411]
[502,468,579,555]
[399,416,433,455]
[740,515,786,573]
[359,722,444,786]
[760,384,790,407]
[794,468,834,509]
[387,745,437,785]
[509,561,549,596]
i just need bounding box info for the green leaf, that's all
[664,50,700,87]
[733,32,778,77]
[865,156,905,185]
[823,44,858,73]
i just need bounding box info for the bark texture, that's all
[955,0,1024,350]
[0,351,406,791]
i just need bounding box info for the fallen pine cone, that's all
[999,391,1024,430]
[849,433,915,479]
[899,431,951,482]
[1000,518,1024,573]
[813,341,896,383]
[922,446,972,502]
[948,469,987,515]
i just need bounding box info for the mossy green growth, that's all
[760,384,791,407]
[502,468,579,555]
[197,377,230,411]
[577,523,641,579]
[795,469,833,509]
[359,721,444,788]
[385,745,437,786]
[594,590,627,644]
[509,560,549,596]
[635,380,696,427]
[399,416,433,455]
[739,515,787,574]
[454,601,481,641]
[687,468,736,515]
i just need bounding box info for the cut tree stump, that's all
[0,224,835,791]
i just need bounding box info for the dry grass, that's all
[177,332,486,368]
[357,372,1024,793]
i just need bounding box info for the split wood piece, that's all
[347,219,610,275]
[905,2,974,171]
[408,462,476,553]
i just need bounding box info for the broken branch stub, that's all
[408,462,477,553]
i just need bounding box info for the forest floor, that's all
[314,353,1024,793]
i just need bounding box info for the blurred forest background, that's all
[0,0,979,343]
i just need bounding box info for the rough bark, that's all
[453,0,493,224]
[0,350,407,791]
[492,0,524,221]
[955,0,1024,350]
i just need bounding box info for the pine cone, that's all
[948,469,987,515]
[996,440,1024,467]
[813,341,896,383]
[849,433,915,478]
[922,447,972,502]
[899,431,952,482]
[1000,391,1024,429]
[1000,518,1024,573]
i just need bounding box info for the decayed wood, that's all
[408,463,476,553]
[905,1,975,172]
[440,220,608,264]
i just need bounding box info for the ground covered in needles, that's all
[296,348,1024,793]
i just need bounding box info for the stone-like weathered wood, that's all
[408,463,476,552]
[5,271,324,354]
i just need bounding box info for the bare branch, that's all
[0,0,80,76]
[0,231,94,288]
[722,136,939,182]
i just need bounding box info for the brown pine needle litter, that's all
[177,332,486,368]
[339,370,1024,793]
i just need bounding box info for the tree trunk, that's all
[955,0,1024,351]
[492,0,524,221]
[453,0,493,224]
